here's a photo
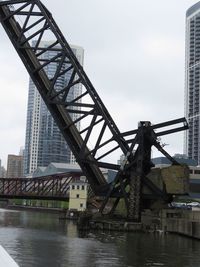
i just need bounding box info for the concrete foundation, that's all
[77,213,142,232]
[89,220,142,232]
[78,209,200,238]
[142,209,200,239]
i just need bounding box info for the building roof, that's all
[186,1,200,17]
[38,167,46,171]
[32,167,47,177]
[152,156,197,167]
[70,180,87,185]
[32,163,81,177]
[49,162,81,170]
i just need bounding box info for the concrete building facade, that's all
[23,42,84,176]
[69,181,88,211]
[7,155,23,178]
[185,2,200,165]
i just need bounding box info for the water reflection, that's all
[0,209,200,267]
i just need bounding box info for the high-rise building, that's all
[0,159,1,177]
[24,42,84,176]
[0,159,6,178]
[0,167,6,178]
[185,2,200,164]
[7,154,23,178]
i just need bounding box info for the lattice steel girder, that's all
[0,1,189,221]
[121,117,188,143]
[0,172,79,200]
[99,120,188,221]
[0,0,131,192]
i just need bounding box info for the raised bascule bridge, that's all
[0,0,189,221]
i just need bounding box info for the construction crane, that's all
[0,0,188,221]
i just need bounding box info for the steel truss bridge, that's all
[0,0,188,221]
[0,172,81,200]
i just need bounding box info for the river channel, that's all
[0,208,200,267]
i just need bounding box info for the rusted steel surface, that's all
[0,172,82,200]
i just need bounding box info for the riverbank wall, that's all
[78,218,142,232]
[142,209,200,239]
[5,204,200,239]
[6,204,66,214]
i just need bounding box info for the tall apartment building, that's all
[7,155,23,178]
[0,159,3,178]
[0,167,6,178]
[185,2,200,165]
[24,42,84,176]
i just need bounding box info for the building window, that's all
[80,203,83,208]
[81,185,85,190]
[76,194,79,198]
[72,185,75,190]
[77,185,80,190]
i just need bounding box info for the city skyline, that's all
[0,0,199,166]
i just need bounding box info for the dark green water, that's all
[0,208,200,267]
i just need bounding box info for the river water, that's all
[0,208,200,267]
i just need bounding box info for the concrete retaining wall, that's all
[161,209,200,239]
[142,209,200,239]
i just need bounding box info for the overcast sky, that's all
[0,0,198,167]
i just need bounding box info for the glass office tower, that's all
[24,42,84,176]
